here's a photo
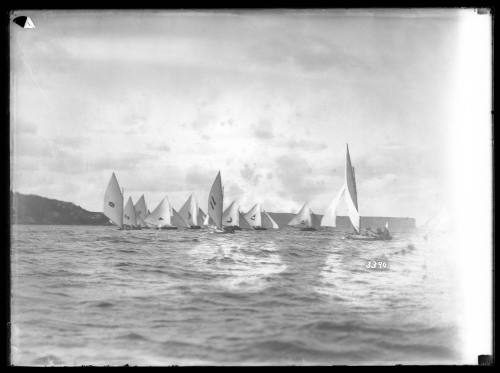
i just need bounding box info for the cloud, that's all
[88,152,152,171]
[52,136,89,149]
[249,32,370,74]
[252,119,274,139]
[9,11,464,223]
[148,143,171,153]
[274,154,326,203]
[12,135,54,158]
[285,138,328,151]
[240,163,261,186]
[185,167,214,189]
[14,120,38,135]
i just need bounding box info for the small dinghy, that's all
[123,196,140,230]
[179,194,202,229]
[134,195,149,229]
[243,204,267,230]
[287,202,320,231]
[336,144,392,241]
[262,211,279,229]
[144,197,178,230]
[103,172,124,230]
[222,200,241,231]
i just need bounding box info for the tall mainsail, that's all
[134,195,148,227]
[288,202,313,228]
[179,194,199,227]
[223,201,240,227]
[103,172,124,228]
[345,144,360,233]
[321,184,346,227]
[244,204,262,228]
[262,211,279,229]
[208,171,223,230]
[144,197,173,228]
[239,211,253,229]
[123,197,137,227]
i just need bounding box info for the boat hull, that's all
[123,226,142,230]
[189,226,202,229]
[253,227,267,231]
[223,226,241,231]
[300,227,317,231]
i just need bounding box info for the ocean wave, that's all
[11,226,462,365]
[31,354,65,366]
[116,332,152,342]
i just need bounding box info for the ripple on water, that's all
[11,226,462,365]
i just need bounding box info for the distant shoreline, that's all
[10,191,416,231]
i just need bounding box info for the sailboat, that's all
[262,210,279,229]
[171,207,190,229]
[238,210,253,229]
[207,171,234,233]
[103,172,124,230]
[223,201,241,230]
[321,184,346,228]
[199,208,215,227]
[287,202,320,231]
[179,194,201,229]
[123,197,139,230]
[144,197,177,230]
[243,203,266,230]
[340,144,391,240]
[134,194,149,229]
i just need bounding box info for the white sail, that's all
[239,211,253,229]
[179,194,199,227]
[223,201,240,227]
[171,208,190,228]
[244,204,262,228]
[134,195,148,227]
[123,197,137,227]
[288,202,313,228]
[345,144,360,233]
[262,211,279,229]
[208,171,224,229]
[144,197,173,228]
[103,172,123,228]
[321,184,346,227]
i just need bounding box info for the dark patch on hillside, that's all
[11,192,111,225]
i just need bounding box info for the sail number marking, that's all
[366,260,389,270]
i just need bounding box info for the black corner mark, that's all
[478,355,493,366]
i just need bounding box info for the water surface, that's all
[11,225,463,365]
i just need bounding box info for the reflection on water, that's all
[188,236,286,292]
[11,225,464,365]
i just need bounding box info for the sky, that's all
[9,9,489,224]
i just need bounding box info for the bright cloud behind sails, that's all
[10,10,469,223]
